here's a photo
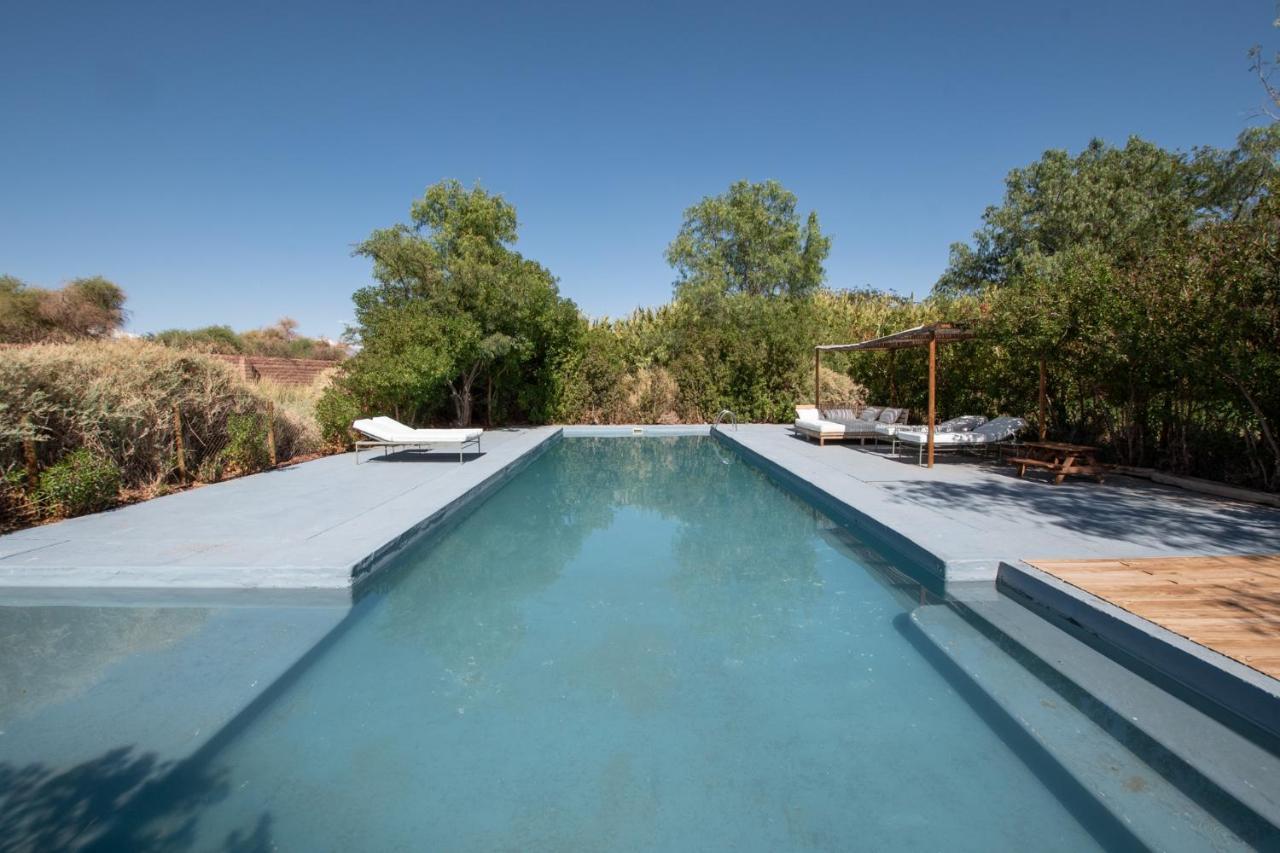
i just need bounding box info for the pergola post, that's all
[1038,357,1048,440]
[814,348,821,413]
[927,332,937,468]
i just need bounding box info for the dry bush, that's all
[619,367,681,424]
[815,366,865,409]
[0,341,324,503]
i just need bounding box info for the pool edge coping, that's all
[997,559,1280,738]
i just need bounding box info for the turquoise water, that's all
[2,436,1275,850]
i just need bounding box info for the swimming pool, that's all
[1,436,1277,850]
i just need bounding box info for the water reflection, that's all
[0,606,208,727]
[369,437,826,664]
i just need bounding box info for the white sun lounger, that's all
[893,416,1027,464]
[873,415,988,453]
[352,417,483,463]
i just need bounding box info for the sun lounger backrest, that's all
[971,416,1027,441]
[936,415,987,433]
[352,418,410,442]
[371,416,417,432]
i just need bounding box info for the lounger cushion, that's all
[857,407,882,422]
[895,430,991,446]
[936,415,987,433]
[354,418,482,443]
[894,415,1027,446]
[878,408,905,424]
[822,407,856,422]
[972,416,1027,441]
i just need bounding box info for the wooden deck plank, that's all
[1026,554,1280,681]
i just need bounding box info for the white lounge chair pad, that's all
[353,418,482,443]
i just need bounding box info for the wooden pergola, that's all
[815,322,976,468]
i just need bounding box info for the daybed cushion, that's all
[857,406,883,422]
[794,418,848,436]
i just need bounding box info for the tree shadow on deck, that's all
[875,462,1280,554]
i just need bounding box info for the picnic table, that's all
[1006,440,1105,485]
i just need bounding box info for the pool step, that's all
[956,595,1280,827]
[907,602,1279,850]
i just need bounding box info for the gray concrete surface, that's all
[0,427,560,590]
[718,425,1280,581]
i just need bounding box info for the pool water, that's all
[2,436,1276,851]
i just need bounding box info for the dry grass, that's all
[254,369,335,451]
[0,340,331,528]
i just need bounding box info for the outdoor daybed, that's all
[892,416,1027,465]
[352,416,483,463]
[793,405,910,446]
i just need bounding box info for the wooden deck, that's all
[1026,554,1280,681]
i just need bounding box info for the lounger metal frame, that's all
[354,433,481,464]
[902,436,1020,466]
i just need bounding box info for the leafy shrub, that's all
[196,455,225,484]
[315,385,363,448]
[221,413,271,475]
[35,449,121,517]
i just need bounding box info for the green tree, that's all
[666,180,830,299]
[341,180,580,426]
[934,137,1199,295]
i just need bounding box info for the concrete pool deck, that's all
[0,427,559,591]
[717,424,1280,734]
[717,425,1280,581]
[2,422,1277,593]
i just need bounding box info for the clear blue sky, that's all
[2,1,1275,338]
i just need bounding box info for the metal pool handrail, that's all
[713,409,738,431]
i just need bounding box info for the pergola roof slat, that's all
[816,322,975,352]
